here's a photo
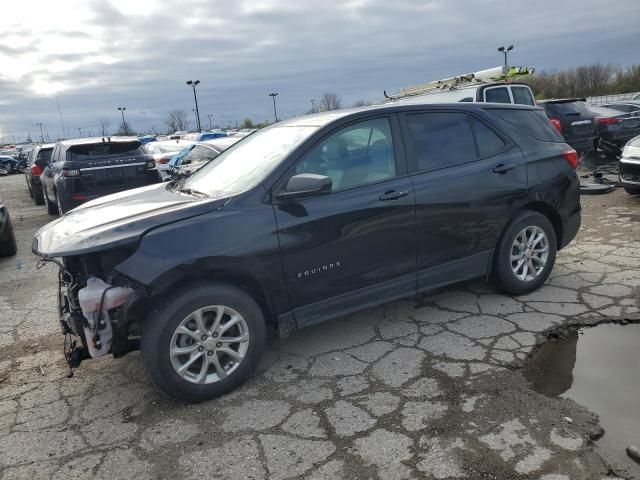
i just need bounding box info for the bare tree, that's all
[98,118,111,136]
[319,92,342,111]
[116,121,134,136]
[166,110,189,133]
[351,99,371,108]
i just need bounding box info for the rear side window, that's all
[37,148,52,163]
[405,112,477,171]
[484,87,511,104]
[488,109,564,142]
[511,86,535,106]
[67,141,144,161]
[470,117,505,157]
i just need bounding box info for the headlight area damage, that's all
[38,249,149,371]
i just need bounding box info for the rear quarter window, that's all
[487,109,564,142]
[67,141,144,160]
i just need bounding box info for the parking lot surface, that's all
[0,172,638,479]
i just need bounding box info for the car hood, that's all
[33,182,229,257]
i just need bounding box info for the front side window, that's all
[484,87,511,104]
[405,112,477,171]
[295,117,396,191]
[511,86,535,106]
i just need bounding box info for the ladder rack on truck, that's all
[384,65,535,101]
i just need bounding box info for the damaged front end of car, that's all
[38,247,149,371]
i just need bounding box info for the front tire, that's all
[0,213,17,257]
[491,211,557,295]
[43,187,58,215]
[141,283,267,402]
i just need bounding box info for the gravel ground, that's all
[0,171,639,480]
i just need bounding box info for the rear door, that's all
[274,115,417,327]
[399,109,527,290]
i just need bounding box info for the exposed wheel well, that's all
[515,202,563,249]
[148,270,277,329]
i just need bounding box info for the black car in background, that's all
[40,137,161,215]
[0,192,17,257]
[588,105,640,157]
[25,143,54,205]
[598,101,640,114]
[538,99,598,155]
[620,135,640,195]
[33,103,581,401]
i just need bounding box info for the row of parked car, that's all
[22,130,243,215]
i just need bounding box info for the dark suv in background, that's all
[538,99,598,155]
[40,137,160,214]
[33,103,581,402]
[25,143,54,205]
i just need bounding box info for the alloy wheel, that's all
[169,305,250,384]
[510,226,549,282]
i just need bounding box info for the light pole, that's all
[497,45,514,66]
[117,107,127,134]
[35,123,44,142]
[207,114,213,130]
[78,127,82,138]
[186,80,202,132]
[310,99,316,113]
[269,92,279,123]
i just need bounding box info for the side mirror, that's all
[277,173,332,201]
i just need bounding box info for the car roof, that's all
[277,101,541,128]
[202,136,240,148]
[35,143,56,150]
[57,136,140,147]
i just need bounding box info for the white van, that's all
[386,66,536,106]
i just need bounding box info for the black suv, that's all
[40,137,160,214]
[33,103,581,402]
[538,99,598,155]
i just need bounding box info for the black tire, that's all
[491,210,557,295]
[34,190,45,205]
[141,282,267,402]
[0,213,17,257]
[624,186,640,195]
[43,187,58,215]
[27,180,34,199]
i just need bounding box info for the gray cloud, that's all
[1,0,639,140]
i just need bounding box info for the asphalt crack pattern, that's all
[0,174,639,480]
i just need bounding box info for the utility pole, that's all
[186,80,202,132]
[310,99,316,113]
[35,123,44,142]
[78,127,82,138]
[207,114,213,130]
[497,45,514,66]
[269,92,279,123]
[117,107,127,134]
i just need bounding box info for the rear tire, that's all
[141,283,267,402]
[34,190,45,205]
[0,213,17,257]
[491,210,557,295]
[624,186,640,195]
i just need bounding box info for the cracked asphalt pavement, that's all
[0,172,639,479]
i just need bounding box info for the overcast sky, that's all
[1,0,639,141]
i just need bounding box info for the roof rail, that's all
[384,65,535,100]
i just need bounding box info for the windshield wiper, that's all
[178,187,209,198]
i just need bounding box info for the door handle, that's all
[492,163,516,174]
[379,189,409,201]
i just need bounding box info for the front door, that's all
[273,116,416,327]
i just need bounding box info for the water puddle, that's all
[525,323,640,479]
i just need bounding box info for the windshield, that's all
[183,125,318,196]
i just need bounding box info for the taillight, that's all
[145,160,156,169]
[562,148,579,169]
[62,169,80,177]
[550,117,562,133]
[71,193,87,201]
[156,154,172,165]
[595,116,619,125]
[30,164,43,176]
